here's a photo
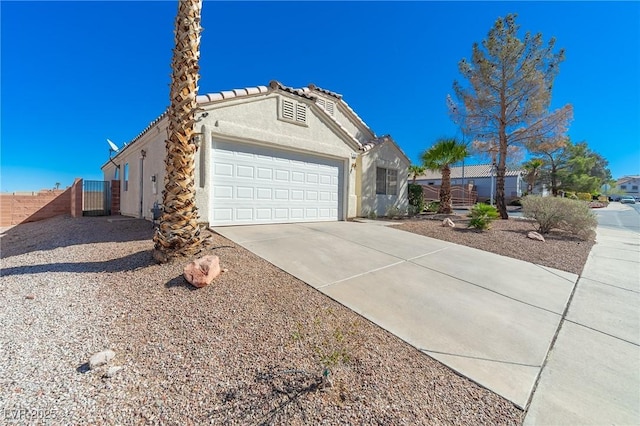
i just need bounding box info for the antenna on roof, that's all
[107,138,119,153]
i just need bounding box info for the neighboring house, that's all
[616,175,640,199]
[415,164,524,202]
[101,81,409,226]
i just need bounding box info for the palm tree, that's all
[408,164,426,184]
[523,158,545,194]
[153,0,208,263]
[421,138,468,214]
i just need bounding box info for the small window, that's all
[280,98,307,124]
[632,185,638,190]
[376,167,398,195]
[123,163,129,191]
[620,185,627,190]
[114,167,119,180]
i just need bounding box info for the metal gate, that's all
[83,180,111,216]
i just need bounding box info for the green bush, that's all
[468,203,499,230]
[385,205,402,218]
[521,195,596,240]
[577,192,592,201]
[426,201,440,212]
[408,184,425,215]
[564,192,578,200]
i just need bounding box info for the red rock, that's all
[183,255,221,288]
[527,231,545,242]
[442,218,455,228]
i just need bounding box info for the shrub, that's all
[577,192,592,201]
[468,203,499,230]
[509,198,522,206]
[564,192,578,200]
[426,201,440,212]
[385,205,402,218]
[408,184,425,214]
[521,195,596,240]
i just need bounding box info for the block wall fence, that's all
[0,179,84,227]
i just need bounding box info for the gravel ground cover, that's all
[394,214,594,275]
[0,215,525,425]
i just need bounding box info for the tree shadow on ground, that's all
[0,250,154,277]
[0,215,153,259]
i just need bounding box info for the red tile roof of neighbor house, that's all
[107,81,395,166]
[416,164,523,180]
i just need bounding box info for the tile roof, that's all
[416,164,523,180]
[306,83,375,139]
[106,81,392,165]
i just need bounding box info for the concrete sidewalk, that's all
[524,208,640,424]
[215,221,578,408]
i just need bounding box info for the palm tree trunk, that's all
[153,0,207,263]
[439,165,452,214]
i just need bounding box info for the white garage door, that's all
[210,141,343,226]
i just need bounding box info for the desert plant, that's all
[426,201,440,212]
[521,195,596,239]
[291,309,362,387]
[421,138,468,214]
[385,205,402,218]
[367,210,377,220]
[576,192,592,201]
[408,183,425,214]
[468,203,499,230]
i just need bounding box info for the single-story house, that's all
[101,81,409,226]
[415,164,524,202]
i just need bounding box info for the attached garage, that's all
[102,81,410,225]
[210,140,344,226]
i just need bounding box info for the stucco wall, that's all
[315,94,374,145]
[360,141,409,217]
[197,93,360,219]
[102,117,168,220]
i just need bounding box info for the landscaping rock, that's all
[527,231,545,242]
[183,255,221,288]
[89,349,116,370]
[103,366,123,378]
[442,218,456,228]
[25,294,35,300]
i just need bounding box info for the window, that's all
[280,98,307,124]
[376,167,398,195]
[123,163,129,191]
[632,185,638,190]
[114,167,119,180]
[620,185,627,190]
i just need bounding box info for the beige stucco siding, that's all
[359,141,409,217]
[102,118,168,220]
[196,93,360,219]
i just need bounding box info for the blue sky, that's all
[1,1,639,192]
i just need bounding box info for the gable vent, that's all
[325,100,335,116]
[295,103,307,123]
[316,97,335,116]
[282,99,295,121]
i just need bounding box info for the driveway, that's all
[214,221,578,408]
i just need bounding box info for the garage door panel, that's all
[211,141,342,226]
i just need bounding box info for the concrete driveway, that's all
[214,221,578,408]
